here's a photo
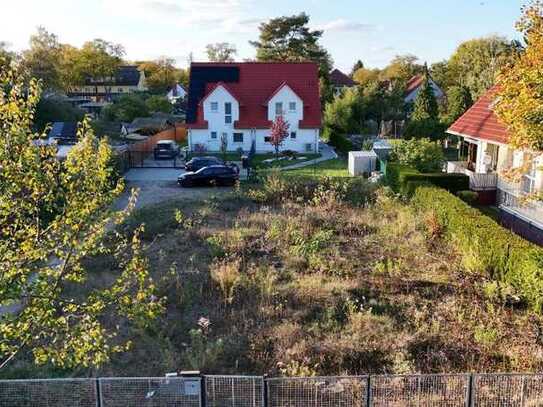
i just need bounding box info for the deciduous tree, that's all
[206,43,237,62]
[0,65,162,369]
[269,115,290,156]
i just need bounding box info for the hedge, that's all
[386,163,469,195]
[413,186,543,311]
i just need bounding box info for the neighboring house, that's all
[185,62,321,154]
[329,68,357,96]
[68,65,148,103]
[126,113,175,135]
[167,83,187,103]
[404,74,445,104]
[446,86,543,244]
[48,122,78,144]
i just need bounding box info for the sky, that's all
[0,0,525,72]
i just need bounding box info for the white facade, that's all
[405,78,444,104]
[167,84,187,103]
[188,84,319,153]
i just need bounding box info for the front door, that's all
[467,143,478,171]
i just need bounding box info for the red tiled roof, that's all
[187,62,321,129]
[405,75,424,96]
[447,86,509,144]
[330,68,357,87]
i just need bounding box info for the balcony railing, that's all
[446,161,498,191]
[496,178,543,228]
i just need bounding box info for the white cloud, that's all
[316,19,377,33]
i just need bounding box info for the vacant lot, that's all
[5,174,543,379]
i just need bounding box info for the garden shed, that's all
[348,151,378,176]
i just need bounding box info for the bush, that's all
[327,132,353,154]
[386,163,469,195]
[390,138,445,172]
[457,190,479,205]
[413,186,543,311]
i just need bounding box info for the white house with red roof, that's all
[404,74,445,104]
[446,86,543,243]
[185,62,321,154]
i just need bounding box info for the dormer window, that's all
[211,102,218,112]
[289,102,296,112]
[275,102,283,116]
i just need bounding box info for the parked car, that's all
[178,165,239,187]
[184,156,224,172]
[153,140,180,159]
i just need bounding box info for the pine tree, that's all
[411,69,439,121]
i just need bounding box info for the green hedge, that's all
[413,186,543,311]
[386,163,469,195]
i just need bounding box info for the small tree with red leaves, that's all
[269,115,290,157]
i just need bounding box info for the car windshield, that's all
[157,143,172,149]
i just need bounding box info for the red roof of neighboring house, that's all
[187,62,321,129]
[405,75,424,96]
[330,68,357,87]
[447,86,509,144]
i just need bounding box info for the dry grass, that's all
[6,178,543,378]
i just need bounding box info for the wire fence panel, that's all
[0,378,97,407]
[205,375,264,407]
[99,377,202,407]
[371,374,469,407]
[473,374,543,406]
[266,376,367,407]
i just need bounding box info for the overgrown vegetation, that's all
[6,172,543,378]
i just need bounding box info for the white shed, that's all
[349,151,378,176]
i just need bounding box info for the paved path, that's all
[280,142,338,171]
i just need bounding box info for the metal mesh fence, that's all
[266,376,367,407]
[205,375,264,407]
[473,374,543,406]
[2,374,543,406]
[0,378,96,407]
[99,377,201,407]
[370,374,468,406]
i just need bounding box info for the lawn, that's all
[284,158,350,178]
[5,175,541,378]
[252,153,321,169]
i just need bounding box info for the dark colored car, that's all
[153,140,180,159]
[178,165,239,187]
[185,156,224,172]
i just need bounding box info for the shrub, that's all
[328,132,353,154]
[390,138,445,172]
[386,163,469,195]
[210,258,242,305]
[412,186,543,311]
[457,190,479,205]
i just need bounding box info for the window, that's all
[225,102,232,124]
[275,102,283,116]
[305,143,313,152]
[522,160,537,194]
[233,133,243,143]
[290,131,297,139]
[264,136,271,143]
[211,102,218,112]
[289,102,296,111]
[118,88,123,93]
[210,131,217,139]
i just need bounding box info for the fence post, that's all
[263,375,269,407]
[200,375,207,407]
[466,374,474,407]
[366,376,371,407]
[95,378,102,407]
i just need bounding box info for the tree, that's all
[250,13,333,77]
[138,57,186,94]
[430,60,455,91]
[352,68,380,87]
[269,115,290,156]
[146,95,173,114]
[102,94,149,122]
[350,60,364,76]
[34,96,85,132]
[206,43,237,62]
[380,54,423,83]
[495,1,543,151]
[390,138,445,172]
[0,65,162,369]
[448,36,521,100]
[0,41,15,69]
[22,27,63,90]
[444,85,473,124]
